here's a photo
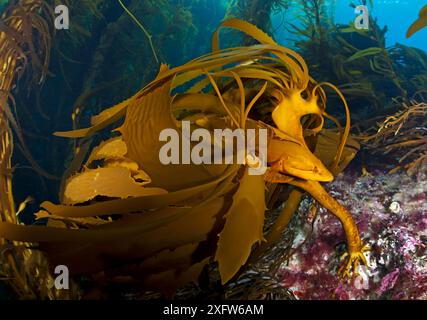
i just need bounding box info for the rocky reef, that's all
[277,165,426,300]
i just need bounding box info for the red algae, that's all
[276,166,427,300]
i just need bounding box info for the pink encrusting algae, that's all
[276,165,427,300]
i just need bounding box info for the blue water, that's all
[272,0,427,52]
[335,0,426,51]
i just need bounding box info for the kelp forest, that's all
[0,0,425,300]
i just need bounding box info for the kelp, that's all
[10,0,227,218]
[117,0,158,63]
[0,0,78,299]
[0,17,368,297]
[289,1,427,116]
[406,4,427,38]
[361,101,427,175]
[225,0,290,34]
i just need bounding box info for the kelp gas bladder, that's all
[0,18,367,294]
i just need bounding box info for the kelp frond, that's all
[0,0,77,299]
[361,101,427,174]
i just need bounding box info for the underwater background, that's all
[0,0,426,300]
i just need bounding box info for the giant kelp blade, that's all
[85,136,128,165]
[55,42,307,141]
[39,165,239,219]
[39,195,228,276]
[63,167,167,205]
[406,5,427,38]
[215,169,265,284]
[118,76,228,191]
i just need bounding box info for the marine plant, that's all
[0,16,368,297]
[0,0,78,299]
[406,4,427,38]
[361,101,427,175]
[288,0,427,115]
[288,0,333,76]
[225,0,291,33]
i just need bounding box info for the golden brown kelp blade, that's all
[215,170,266,284]
[406,4,427,38]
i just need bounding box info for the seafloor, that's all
[276,165,426,300]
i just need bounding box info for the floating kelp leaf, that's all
[212,18,309,89]
[41,195,228,276]
[347,47,383,62]
[215,169,265,284]
[63,167,167,205]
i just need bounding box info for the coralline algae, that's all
[277,166,427,300]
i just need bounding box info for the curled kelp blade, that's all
[211,18,309,89]
[53,46,285,138]
[0,171,237,259]
[61,134,161,205]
